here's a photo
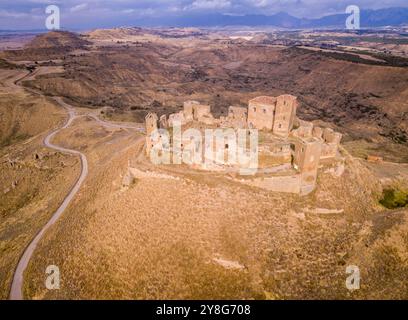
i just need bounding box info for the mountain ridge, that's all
[138,7,408,29]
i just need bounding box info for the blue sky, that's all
[0,0,407,30]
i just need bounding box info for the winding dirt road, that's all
[9,70,143,300]
[9,97,88,300]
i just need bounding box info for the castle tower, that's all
[227,106,248,128]
[273,95,298,137]
[145,113,159,156]
[293,137,322,195]
[320,128,343,159]
[183,101,199,122]
[247,96,277,131]
[159,115,168,129]
[145,113,158,136]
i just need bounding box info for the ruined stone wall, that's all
[312,126,324,139]
[320,128,342,159]
[293,119,314,139]
[294,124,342,160]
[323,128,342,144]
[321,143,339,159]
[258,142,292,168]
[199,114,216,125]
[227,106,248,128]
[193,104,212,121]
[163,101,213,129]
[236,174,301,194]
[146,134,168,157]
[168,111,186,127]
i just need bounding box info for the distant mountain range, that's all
[140,7,408,29]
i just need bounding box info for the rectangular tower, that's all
[227,106,248,128]
[293,137,322,195]
[247,96,277,131]
[184,101,199,122]
[145,113,158,136]
[145,113,159,156]
[273,95,298,137]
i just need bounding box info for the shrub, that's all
[380,188,408,209]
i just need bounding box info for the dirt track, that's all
[9,96,88,300]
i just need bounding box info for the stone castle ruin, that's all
[144,94,343,196]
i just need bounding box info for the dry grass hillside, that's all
[20,126,407,299]
[1,107,405,299]
[26,31,90,49]
[86,27,147,41]
[0,89,62,148]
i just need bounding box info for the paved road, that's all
[9,97,88,300]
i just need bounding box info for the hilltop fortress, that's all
[144,94,344,196]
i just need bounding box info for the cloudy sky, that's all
[0,0,407,30]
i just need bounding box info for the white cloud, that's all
[121,9,135,14]
[188,0,232,10]
[0,9,30,18]
[252,0,270,8]
[70,3,88,13]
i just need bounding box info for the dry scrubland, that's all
[0,70,80,299]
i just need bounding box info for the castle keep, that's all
[145,94,343,196]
